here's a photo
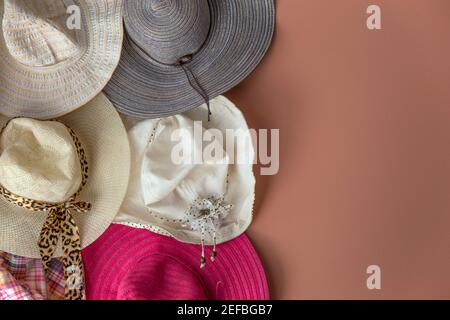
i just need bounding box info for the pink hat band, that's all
[82,225,269,300]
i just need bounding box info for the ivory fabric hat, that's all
[83,224,269,300]
[0,93,130,298]
[115,96,255,268]
[104,0,275,118]
[0,0,123,118]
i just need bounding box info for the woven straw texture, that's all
[0,93,131,258]
[0,118,82,203]
[104,0,275,118]
[0,0,123,119]
[83,224,270,300]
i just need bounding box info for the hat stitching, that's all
[114,222,172,237]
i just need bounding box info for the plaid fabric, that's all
[0,251,65,300]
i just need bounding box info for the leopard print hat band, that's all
[0,118,91,300]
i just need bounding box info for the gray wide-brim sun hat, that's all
[104,0,275,118]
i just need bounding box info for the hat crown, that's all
[0,118,82,203]
[140,115,229,206]
[125,0,210,65]
[2,0,81,67]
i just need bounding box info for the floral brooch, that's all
[182,196,233,268]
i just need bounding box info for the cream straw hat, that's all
[0,93,130,299]
[0,0,123,118]
[116,96,255,268]
[0,93,130,258]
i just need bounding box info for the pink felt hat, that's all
[82,225,269,300]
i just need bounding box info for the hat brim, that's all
[0,93,131,258]
[104,0,275,118]
[82,224,270,300]
[0,0,123,119]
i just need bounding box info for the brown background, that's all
[227,0,450,299]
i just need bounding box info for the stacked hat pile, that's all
[0,0,275,300]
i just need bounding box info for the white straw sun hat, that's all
[116,96,255,268]
[0,93,130,299]
[0,0,123,118]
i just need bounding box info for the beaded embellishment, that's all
[182,196,233,268]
